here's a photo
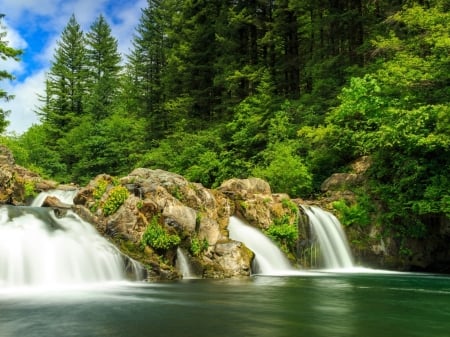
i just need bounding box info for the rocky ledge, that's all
[2,145,450,278]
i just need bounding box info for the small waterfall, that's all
[31,189,78,207]
[302,206,354,269]
[228,216,294,275]
[176,248,197,279]
[0,205,143,288]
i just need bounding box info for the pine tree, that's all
[39,14,87,140]
[127,0,167,141]
[85,14,122,120]
[0,14,22,133]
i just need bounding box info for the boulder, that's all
[42,196,72,209]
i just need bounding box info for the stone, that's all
[42,196,72,209]
[320,173,363,192]
[162,204,197,233]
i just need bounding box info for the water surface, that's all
[1,272,449,337]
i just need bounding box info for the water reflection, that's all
[1,274,449,337]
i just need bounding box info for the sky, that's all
[1,0,147,134]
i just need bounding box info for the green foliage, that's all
[332,199,371,227]
[189,235,209,257]
[141,216,181,250]
[103,185,129,216]
[0,14,22,133]
[93,178,108,201]
[265,199,299,255]
[264,215,298,255]
[252,141,312,197]
[3,1,448,255]
[24,180,36,198]
[137,128,223,187]
[85,14,121,120]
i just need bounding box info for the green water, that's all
[1,272,449,337]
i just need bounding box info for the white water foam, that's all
[0,206,141,289]
[302,205,354,269]
[31,189,78,207]
[228,216,294,275]
[176,248,199,279]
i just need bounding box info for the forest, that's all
[0,1,449,243]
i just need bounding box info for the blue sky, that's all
[1,0,147,134]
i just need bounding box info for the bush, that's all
[141,216,181,250]
[190,235,209,256]
[332,198,371,227]
[252,141,312,197]
[103,185,129,216]
[264,215,298,254]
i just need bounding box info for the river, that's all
[1,272,449,337]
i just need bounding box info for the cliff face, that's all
[317,156,450,273]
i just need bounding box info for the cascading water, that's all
[0,191,144,288]
[176,248,197,279]
[228,216,294,275]
[30,188,78,207]
[302,205,354,269]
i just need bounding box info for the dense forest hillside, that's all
[1,1,449,258]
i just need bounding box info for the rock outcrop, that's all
[0,145,57,205]
[3,144,450,277]
[73,170,254,280]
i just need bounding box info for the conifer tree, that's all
[127,0,167,141]
[0,14,22,133]
[39,14,87,140]
[85,14,121,120]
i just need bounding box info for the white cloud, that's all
[109,0,146,58]
[1,20,27,75]
[4,70,45,135]
[1,0,58,20]
[1,0,146,134]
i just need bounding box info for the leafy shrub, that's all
[252,141,312,197]
[332,199,371,227]
[141,216,181,250]
[264,215,298,254]
[93,178,108,200]
[103,185,129,216]
[190,235,209,256]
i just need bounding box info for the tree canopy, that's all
[2,1,449,245]
[0,14,22,133]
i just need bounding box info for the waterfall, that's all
[228,216,294,275]
[302,206,354,269]
[31,189,78,207]
[176,248,197,279]
[0,204,143,288]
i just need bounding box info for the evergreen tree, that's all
[38,14,87,140]
[0,14,22,133]
[85,14,122,120]
[127,0,168,141]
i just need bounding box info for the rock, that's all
[218,177,271,198]
[320,156,371,192]
[320,173,363,192]
[42,196,72,209]
[0,145,15,166]
[162,204,197,233]
[73,169,255,280]
[203,241,253,278]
